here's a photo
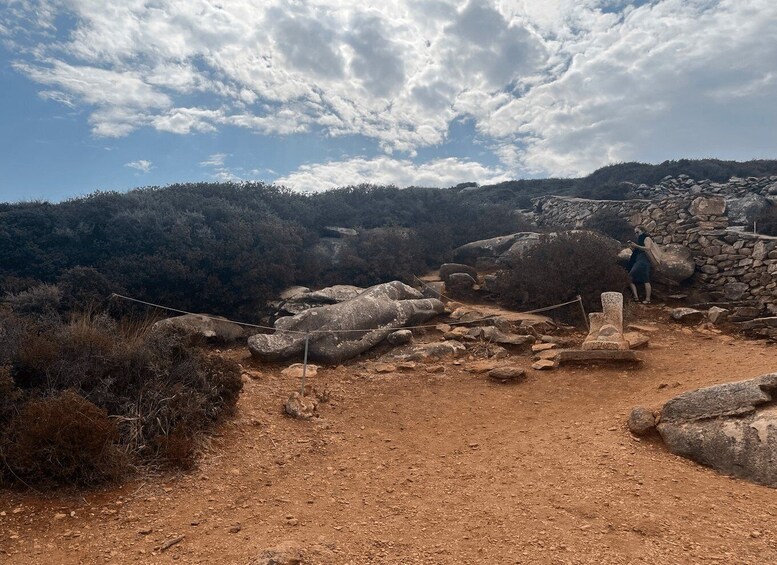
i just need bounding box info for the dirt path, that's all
[2,306,777,564]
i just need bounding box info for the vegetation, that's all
[755,206,777,237]
[0,310,242,486]
[583,210,635,243]
[493,231,630,320]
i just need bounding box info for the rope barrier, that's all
[111,289,587,399]
[109,291,584,336]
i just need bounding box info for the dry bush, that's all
[4,284,62,315]
[0,312,242,486]
[0,391,126,486]
[494,231,630,322]
[583,209,634,243]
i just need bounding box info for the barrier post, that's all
[577,295,590,332]
[300,332,310,396]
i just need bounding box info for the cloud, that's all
[274,156,509,192]
[124,160,152,173]
[3,0,777,179]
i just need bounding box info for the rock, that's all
[438,263,478,282]
[398,340,466,362]
[281,364,319,379]
[249,281,444,364]
[445,273,477,293]
[532,343,557,352]
[628,407,656,436]
[322,226,358,237]
[386,329,413,346]
[654,244,696,283]
[279,285,364,315]
[688,196,726,217]
[531,359,557,370]
[425,365,445,374]
[707,306,729,324]
[470,326,533,346]
[153,314,244,342]
[725,193,770,225]
[284,392,318,419]
[624,332,649,349]
[420,281,445,300]
[279,286,311,300]
[464,360,502,374]
[670,308,705,324]
[724,282,750,301]
[452,233,528,266]
[373,363,396,374]
[486,367,526,383]
[250,541,304,565]
[655,373,777,487]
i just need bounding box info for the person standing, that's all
[627,226,654,304]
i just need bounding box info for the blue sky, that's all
[1,0,776,202]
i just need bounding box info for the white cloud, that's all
[124,159,152,173]
[200,153,227,168]
[3,0,777,179]
[274,156,509,192]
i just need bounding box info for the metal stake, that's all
[577,295,590,332]
[300,332,310,396]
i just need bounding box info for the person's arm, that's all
[629,237,652,251]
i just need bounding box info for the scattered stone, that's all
[250,541,304,565]
[531,343,557,352]
[670,308,706,325]
[425,365,445,374]
[153,314,245,342]
[707,306,729,324]
[398,340,466,362]
[396,362,417,371]
[54,513,67,520]
[623,332,649,349]
[438,263,478,282]
[628,407,656,436]
[723,282,750,301]
[228,524,242,534]
[627,324,659,333]
[386,329,413,346]
[138,527,153,535]
[531,360,557,370]
[486,367,526,383]
[445,272,477,294]
[373,363,396,374]
[464,360,501,374]
[284,392,318,420]
[159,536,185,552]
[535,349,561,360]
[281,364,319,379]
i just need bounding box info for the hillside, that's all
[3,305,777,563]
[2,159,777,321]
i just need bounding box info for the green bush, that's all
[493,231,630,321]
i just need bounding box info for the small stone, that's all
[228,524,242,534]
[623,332,649,349]
[373,363,396,374]
[628,407,656,436]
[425,365,445,374]
[532,360,557,371]
[486,367,526,383]
[284,392,318,419]
[281,363,319,379]
[386,329,413,346]
[54,513,67,520]
[138,528,153,535]
[670,308,705,324]
[531,343,557,352]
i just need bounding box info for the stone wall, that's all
[534,177,777,333]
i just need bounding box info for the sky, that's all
[1,0,776,202]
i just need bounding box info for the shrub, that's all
[755,205,777,236]
[493,231,630,322]
[0,313,243,485]
[1,391,126,486]
[583,210,634,243]
[4,284,62,316]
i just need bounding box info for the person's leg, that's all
[644,282,652,303]
[630,282,639,301]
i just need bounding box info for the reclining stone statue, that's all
[248,281,444,364]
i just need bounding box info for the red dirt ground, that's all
[2,304,777,564]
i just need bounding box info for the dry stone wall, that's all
[534,176,777,338]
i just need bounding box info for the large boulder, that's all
[688,196,726,217]
[153,314,244,342]
[438,263,478,283]
[248,281,444,364]
[656,373,777,487]
[452,233,529,268]
[725,193,770,226]
[654,244,695,283]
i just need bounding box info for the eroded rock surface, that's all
[153,314,245,342]
[249,281,444,364]
[655,373,777,487]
